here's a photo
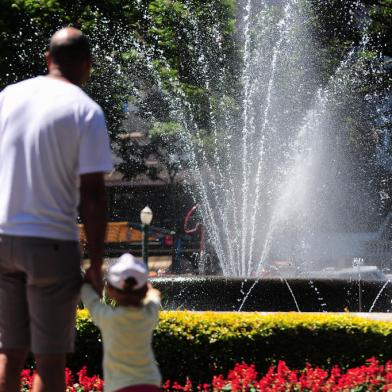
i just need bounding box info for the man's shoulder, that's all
[77,91,103,114]
[3,76,100,107]
[61,83,103,115]
[44,77,101,113]
[0,78,42,107]
[1,76,38,94]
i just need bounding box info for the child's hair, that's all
[109,277,148,307]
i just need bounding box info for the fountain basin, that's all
[152,276,392,312]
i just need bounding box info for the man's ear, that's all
[81,57,92,84]
[86,57,92,74]
[45,51,52,70]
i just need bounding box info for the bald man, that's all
[0,28,113,391]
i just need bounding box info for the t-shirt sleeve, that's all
[78,107,113,175]
[0,91,3,120]
[0,87,6,118]
[0,89,6,141]
[80,283,111,327]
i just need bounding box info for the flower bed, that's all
[163,358,392,391]
[21,358,392,391]
[20,367,103,392]
[72,310,392,384]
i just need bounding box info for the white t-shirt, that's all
[0,76,113,240]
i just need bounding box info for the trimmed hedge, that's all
[72,309,103,374]
[69,310,392,384]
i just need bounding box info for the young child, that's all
[81,253,162,392]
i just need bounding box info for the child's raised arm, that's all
[81,282,112,327]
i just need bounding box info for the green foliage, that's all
[1,0,391,195]
[70,309,103,375]
[0,0,240,183]
[149,122,190,182]
[70,310,392,385]
[150,121,185,138]
[369,0,392,56]
[117,121,190,183]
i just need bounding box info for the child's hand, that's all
[83,272,92,284]
[148,286,161,299]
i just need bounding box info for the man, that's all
[0,27,113,391]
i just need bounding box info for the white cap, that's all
[107,253,148,290]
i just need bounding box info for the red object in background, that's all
[164,234,173,247]
[184,204,205,254]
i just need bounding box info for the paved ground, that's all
[146,256,173,271]
[252,312,392,320]
[352,313,392,321]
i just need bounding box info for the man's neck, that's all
[47,69,81,86]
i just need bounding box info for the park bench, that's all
[79,221,134,247]
[78,222,205,273]
[78,221,170,258]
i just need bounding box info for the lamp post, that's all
[140,206,153,268]
[353,257,364,312]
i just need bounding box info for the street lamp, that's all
[140,206,153,268]
[353,257,364,312]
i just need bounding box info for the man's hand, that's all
[84,264,104,295]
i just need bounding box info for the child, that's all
[81,253,162,392]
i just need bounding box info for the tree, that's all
[1,0,391,192]
[117,121,190,184]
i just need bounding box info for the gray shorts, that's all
[0,234,82,354]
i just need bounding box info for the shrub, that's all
[69,310,392,384]
[71,309,103,375]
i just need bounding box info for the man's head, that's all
[46,27,92,86]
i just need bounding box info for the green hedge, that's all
[69,310,392,384]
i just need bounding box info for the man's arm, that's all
[80,172,108,294]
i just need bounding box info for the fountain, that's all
[146,0,392,312]
[33,0,388,312]
[2,0,391,313]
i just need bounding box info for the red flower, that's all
[20,358,392,391]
